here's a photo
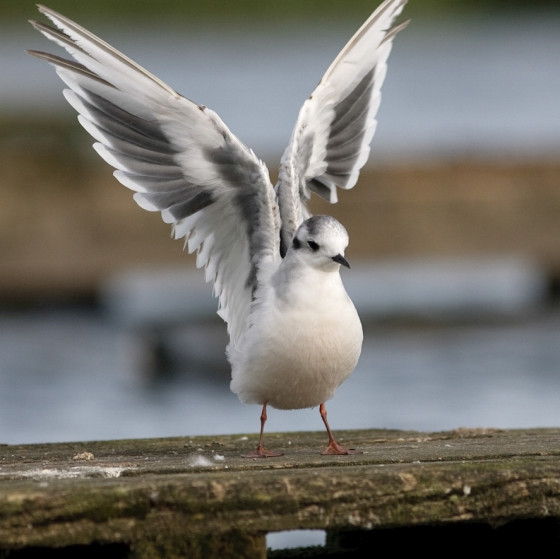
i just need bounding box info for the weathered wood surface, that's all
[1,428,560,557]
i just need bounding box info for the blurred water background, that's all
[1,0,560,447]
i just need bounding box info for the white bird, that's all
[29,0,408,456]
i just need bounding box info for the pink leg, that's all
[320,403,361,455]
[241,402,283,458]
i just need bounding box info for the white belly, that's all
[230,271,363,410]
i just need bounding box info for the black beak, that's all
[332,254,350,269]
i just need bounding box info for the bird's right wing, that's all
[276,0,408,255]
[28,6,281,346]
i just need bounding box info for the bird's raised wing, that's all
[276,0,408,255]
[28,6,281,346]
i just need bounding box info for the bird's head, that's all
[290,215,350,272]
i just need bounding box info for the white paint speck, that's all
[14,466,126,479]
[73,452,95,461]
[214,454,225,461]
[189,455,213,467]
[463,485,471,496]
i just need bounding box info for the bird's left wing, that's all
[28,6,281,346]
[276,0,408,255]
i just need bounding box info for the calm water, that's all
[1,309,559,445]
[3,14,560,160]
[1,12,560,445]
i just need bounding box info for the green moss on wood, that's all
[1,429,559,553]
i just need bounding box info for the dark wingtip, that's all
[29,19,54,33]
[25,49,43,59]
[36,5,57,19]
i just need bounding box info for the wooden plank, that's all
[1,428,560,557]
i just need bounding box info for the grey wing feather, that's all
[276,0,409,255]
[29,8,281,346]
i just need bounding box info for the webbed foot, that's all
[242,445,283,458]
[322,440,362,455]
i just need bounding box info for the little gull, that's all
[28,0,409,456]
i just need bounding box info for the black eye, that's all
[308,241,319,251]
[292,237,302,249]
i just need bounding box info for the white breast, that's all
[229,266,363,410]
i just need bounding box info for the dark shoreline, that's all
[4,0,560,24]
